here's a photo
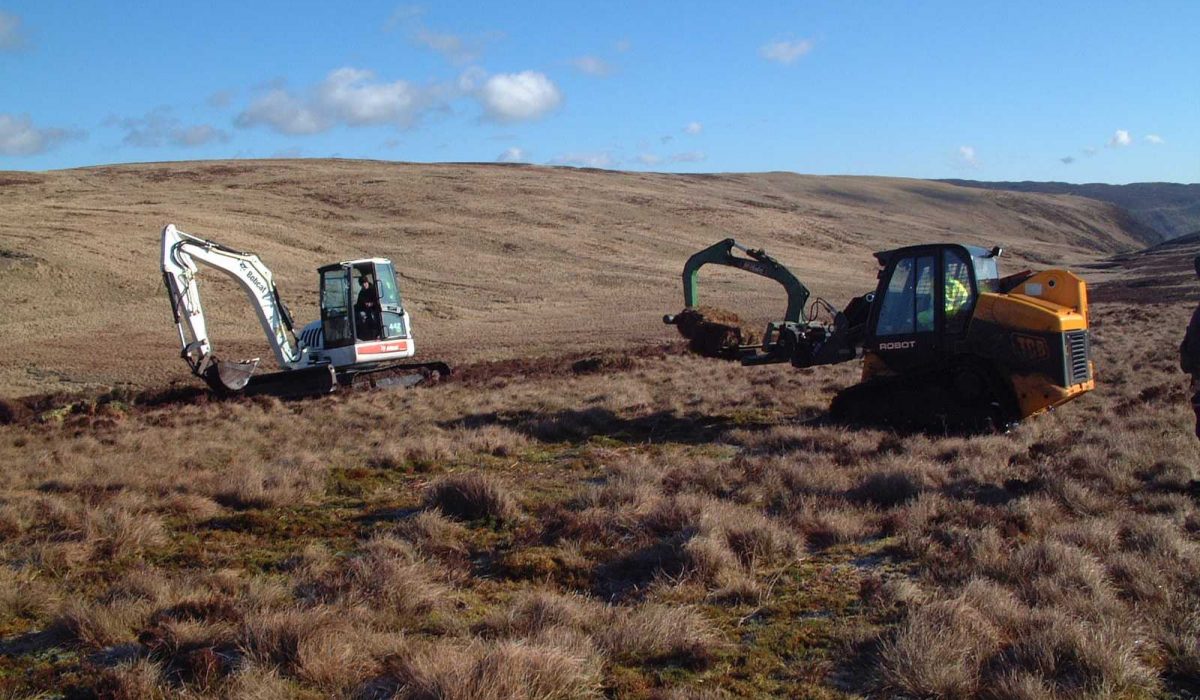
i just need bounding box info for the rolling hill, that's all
[941,179,1200,240]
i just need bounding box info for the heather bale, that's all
[671,306,761,358]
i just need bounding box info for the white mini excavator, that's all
[160,224,450,398]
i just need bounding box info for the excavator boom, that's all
[677,238,811,323]
[160,224,317,393]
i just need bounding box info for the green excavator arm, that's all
[680,238,811,323]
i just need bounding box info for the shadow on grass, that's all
[355,506,421,526]
[591,534,696,601]
[0,629,63,657]
[443,407,776,446]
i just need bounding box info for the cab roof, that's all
[317,258,394,274]
[873,243,997,266]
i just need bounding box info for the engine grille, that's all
[300,327,323,350]
[1064,330,1091,385]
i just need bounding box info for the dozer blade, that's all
[242,365,338,399]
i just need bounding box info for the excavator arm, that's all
[160,224,307,392]
[679,238,811,323]
[666,237,869,368]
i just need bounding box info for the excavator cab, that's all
[318,259,412,364]
[864,244,999,371]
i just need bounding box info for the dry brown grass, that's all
[379,636,603,700]
[479,590,721,670]
[213,455,329,510]
[0,293,1197,697]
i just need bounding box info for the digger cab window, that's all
[876,255,936,336]
[944,249,975,334]
[320,267,354,348]
[973,255,1000,293]
[351,264,382,341]
[374,262,408,339]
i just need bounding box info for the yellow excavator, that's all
[665,239,1093,429]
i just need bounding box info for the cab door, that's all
[866,252,939,371]
[941,247,977,339]
[319,266,355,349]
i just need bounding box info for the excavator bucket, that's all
[201,358,260,394]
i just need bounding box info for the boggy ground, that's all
[0,299,1197,699]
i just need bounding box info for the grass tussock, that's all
[213,455,328,509]
[423,472,520,524]
[381,637,603,700]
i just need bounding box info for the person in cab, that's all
[354,275,381,340]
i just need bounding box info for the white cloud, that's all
[683,121,703,135]
[479,71,562,122]
[317,68,424,126]
[413,27,496,64]
[383,5,424,32]
[1145,134,1164,145]
[237,89,325,134]
[548,151,616,168]
[759,39,813,64]
[386,8,500,64]
[237,68,444,135]
[174,124,228,147]
[1109,129,1132,147]
[615,38,631,53]
[0,114,81,156]
[571,56,611,76]
[496,146,527,163]
[207,90,234,109]
[413,28,465,56]
[456,66,487,93]
[111,108,230,147]
[0,11,26,51]
[957,145,979,168]
[636,151,705,167]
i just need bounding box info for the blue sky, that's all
[1,1,1196,183]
